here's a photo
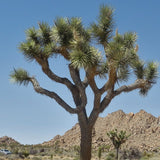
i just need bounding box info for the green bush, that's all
[23,150,29,158]
[32,157,42,160]
[98,147,102,160]
[106,152,115,160]
[140,151,153,160]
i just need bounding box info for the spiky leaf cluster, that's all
[145,62,158,83]
[117,65,130,82]
[91,5,114,45]
[39,22,52,45]
[20,17,91,62]
[133,61,158,82]
[69,17,90,42]
[51,18,73,47]
[97,62,109,78]
[20,23,56,61]
[132,60,145,79]
[70,45,102,70]
[10,69,30,86]
[132,61,158,96]
[107,32,137,63]
[105,32,138,82]
[51,17,90,47]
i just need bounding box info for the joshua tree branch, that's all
[52,46,70,60]
[69,64,87,108]
[86,68,99,93]
[99,64,117,94]
[30,77,81,114]
[88,108,99,126]
[35,58,78,95]
[99,89,114,113]
[99,80,110,94]
[82,76,89,88]
[99,79,150,113]
[113,79,149,96]
[88,93,101,126]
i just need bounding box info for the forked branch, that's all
[30,77,81,114]
[114,79,150,96]
[99,79,150,113]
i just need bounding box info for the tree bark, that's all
[79,125,93,160]
[77,109,94,160]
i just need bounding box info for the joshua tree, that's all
[10,5,158,160]
[107,129,130,160]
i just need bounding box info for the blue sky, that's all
[0,0,160,144]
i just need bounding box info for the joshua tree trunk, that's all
[116,148,119,160]
[80,124,92,160]
[78,109,98,160]
[78,110,93,160]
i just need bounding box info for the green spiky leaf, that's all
[139,88,149,96]
[25,27,39,44]
[19,40,42,61]
[91,5,114,45]
[10,69,30,86]
[145,62,158,83]
[97,62,109,78]
[51,17,73,47]
[133,60,145,79]
[106,32,138,69]
[70,47,101,69]
[123,32,137,49]
[70,17,90,42]
[38,22,52,45]
[117,65,130,82]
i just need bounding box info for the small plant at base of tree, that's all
[106,152,115,160]
[107,129,130,160]
[98,145,110,160]
[73,145,80,156]
[98,147,102,160]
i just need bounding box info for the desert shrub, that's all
[106,152,115,160]
[53,141,60,152]
[12,148,19,154]
[73,157,80,160]
[140,151,153,160]
[32,157,41,160]
[98,146,102,160]
[73,145,80,155]
[23,150,29,158]
[39,148,45,153]
[97,144,111,159]
[17,149,29,159]
[30,149,38,155]
[6,154,22,160]
[119,148,141,160]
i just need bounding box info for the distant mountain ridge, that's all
[43,110,160,151]
[0,110,160,152]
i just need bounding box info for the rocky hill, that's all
[0,136,20,146]
[43,110,160,151]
